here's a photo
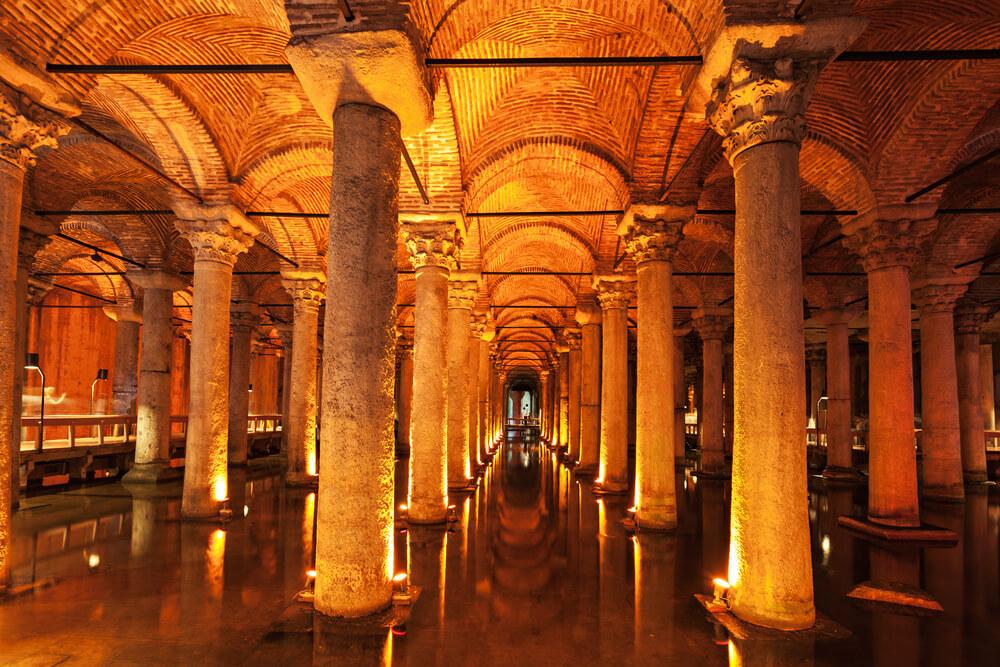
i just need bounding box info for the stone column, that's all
[566,328,583,462]
[806,346,826,429]
[844,209,935,528]
[693,310,728,477]
[575,300,602,474]
[282,273,325,484]
[557,342,570,450]
[397,338,414,456]
[402,217,461,522]
[477,326,494,463]
[955,306,989,483]
[227,303,258,467]
[620,203,687,530]
[11,222,53,505]
[539,370,551,441]
[0,99,62,587]
[912,282,968,502]
[275,324,293,459]
[674,329,688,466]
[286,12,433,617]
[594,276,635,494]
[174,203,258,519]
[816,310,857,479]
[701,17,865,628]
[125,269,187,483]
[446,274,478,489]
[104,302,142,415]
[980,342,995,431]
[468,314,485,472]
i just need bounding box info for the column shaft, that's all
[131,286,175,474]
[315,103,400,616]
[980,344,995,430]
[824,321,854,475]
[699,336,725,474]
[227,313,255,467]
[467,328,481,471]
[287,301,320,483]
[919,309,964,500]
[183,256,239,517]
[477,340,489,462]
[398,348,414,454]
[634,259,676,529]
[957,330,987,482]
[446,301,471,488]
[729,141,812,629]
[568,345,582,461]
[0,158,25,589]
[598,303,629,492]
[578,322,601,472]
[674,334,686,464]
[866,266,919,526]
[112,319,140,415]
[558,350,570,449]
[410,265,449,520]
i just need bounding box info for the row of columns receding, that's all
[2,13,991,636]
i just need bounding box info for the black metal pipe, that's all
[401,143,430,205]
[906,146,1000,202]
[47,63,293,74]
[425,56,703,68]
[55,232,147,268]
[835,49,1000,62]
[51,282,115,304]
[468,210,623,218]
[34,271,127,276]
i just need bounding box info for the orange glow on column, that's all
[213,475,228,503]
[307,449,317,477]
[207,528,226,600]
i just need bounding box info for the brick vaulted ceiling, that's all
[2,0,999,369]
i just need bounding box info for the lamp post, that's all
[25,353,44,451]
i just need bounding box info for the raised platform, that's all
[837,516,958,545]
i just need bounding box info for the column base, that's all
[122,461,182,484]
[921,486,966,504]
[963,470,989,484]
[286,472,319,488]
[631,511,678,532]
[674,456,688,468]
[837,516,958,545]
[573,464,597,477]
[592,480,628,496]
[821,466,864,482]
[228,460,249,468]
[181,506,234,523]
[846,580,943,613]
[694,467,731,480]
[448,479,477,492]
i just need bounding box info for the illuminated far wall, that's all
[249,351,280,414]
[26,289,118,417]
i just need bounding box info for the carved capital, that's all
[275,323,294,349]
[593,275,636,311]
[805,345,826,365]
[0,91,68,169]
[619,203,691,264]
[470,313,487,339]
[912,282,969,315]
[283,271,326,314]
[17,226,53,271]
[174,203,259,267]
[693,308,732,341]
[448,275,480,310]
[575,299,602,326]
[129,269,187,292]
[231,304,259,333]
[401,215,463,271]
[706,56,817,162]
[842,209,937,273]
[564,327,582,351]
[26,279,52,306]
[954,303,991,335]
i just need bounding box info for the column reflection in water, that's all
[700,478,729,583]
[576,468,600,647]
[407,525,447,660]
[312,618,393,667]
[923,501,963,667]
[728,638,814,667]
[179,523,227,642]
[963,488,992,643]
[868,544,921,667]
[598,495,633,664]
[634,533,676,661]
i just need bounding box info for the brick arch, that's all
[484,225,595,269]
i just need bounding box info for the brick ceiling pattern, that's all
[2,0,999,369]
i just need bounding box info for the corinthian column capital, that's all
[593,275,636,310]
[400,214,464,271]
[0,90,68,169]
[696,17,867,163]
[912,279,970,315]
[448,273,480,309]
[619,203,691,264]
[282,270,327,313]
[842,205,938,273]
[173,202,259,266]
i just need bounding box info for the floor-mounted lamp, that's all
[25,353,44,450]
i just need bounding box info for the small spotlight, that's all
[712,578,731,608]
[243,505,250,518]
[87,553,100,569]
[446,504,458,523]
[392,572,412,605]
[306,569,317,579]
